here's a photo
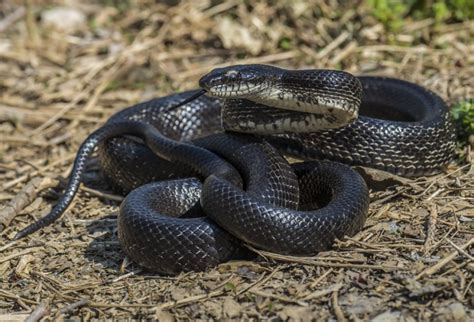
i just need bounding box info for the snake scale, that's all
[15,65,456,274]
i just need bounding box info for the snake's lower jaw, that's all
[206,84,265,99]
[223,108,359,135]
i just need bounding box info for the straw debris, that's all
[0,0,472,320]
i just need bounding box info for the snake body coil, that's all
[15,65,455,274]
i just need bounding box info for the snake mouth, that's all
[206,83,265,98]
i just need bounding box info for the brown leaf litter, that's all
[0,0,473,320]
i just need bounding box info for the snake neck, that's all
[221,70,363,133]
[200,65,362,131]
[255,70,360,114]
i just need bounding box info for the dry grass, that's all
[0,0,473,320]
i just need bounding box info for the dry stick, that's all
[246,245,406,271]
[0,240,19,252]
[422,227,455,257]
[303,255,367,263]
[0,195,12,202]
[0,248,42,264]
[439,261,469,278]
[403,18,434,32]
[0,291,35,310]
[423,204,438,255]
[358,45,431,53]
[24,0,39,48]
[37,280,76,302]
[236,267,281,296]
[80,186,124,202]
[0,177,58,229]
[317,31,350,59]
[316,20,334,44]
[202,0,238,17]
[157,275,234,311]
[0,136,47,146]
[111,271,136,283]
[416,164,472,196]
[372,203,391,219]
[371,187,411,206]
[0,314,30,322]
[310,268,334,289]
[463,279,473,298]
[0,50,31,66]
[250,289,308,306]
[25,301,49,322]
[88,302,154,309]
[59,299,89,314]
[445,238,474,261]
[0,6,25,32]
[0,105,104,127]
[331,289,347,322]
[213,274,237,290]
[2,154,75,190]
[338,237,393,251]
[0,290,38,305]
[159,289,226,310]
[302,282,342,301]
[330,41,357,66]
[425,188,444,201]
[416,237,474,280]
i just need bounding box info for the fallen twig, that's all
[59,298,89,314]
[0,7,25,32]
[423,204,438,255]
[331,288,347,322]
[0,177,58,230]
[416,237,474,280]
[25,301,49,322]
[246,245,407,271]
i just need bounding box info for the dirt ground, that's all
[0,1,473,320]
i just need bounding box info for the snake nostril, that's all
[198,76,210,89]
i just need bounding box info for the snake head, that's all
[199,64,279,98]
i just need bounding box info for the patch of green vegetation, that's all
[88,17,98,32]
[224,282,236,292]
[451,100,474,143]
[278,37,293,50]
[99,0,131,12]
[267,302,274,311]
[366,0,411,31]
[105,79,122,92]
[105,79,147,92]
[366,0,474,31]
[431,0,474,21]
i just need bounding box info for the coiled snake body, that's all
[15,65,456,274]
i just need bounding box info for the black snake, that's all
[14,65,456,274]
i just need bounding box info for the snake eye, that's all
[225,70,240,82]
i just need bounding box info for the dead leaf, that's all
[216,17,263,55]
[278,305,314,321]
[222,297,240,318]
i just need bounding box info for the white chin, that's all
[210,85,258,98]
